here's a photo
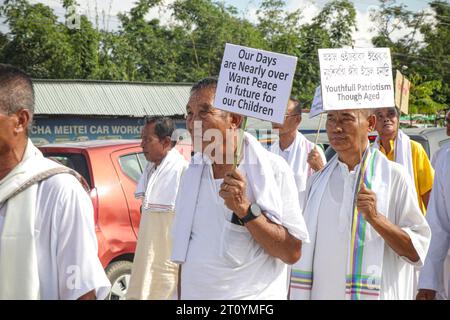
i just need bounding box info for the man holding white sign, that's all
[271,96,326,209]
[171,77,309,299]
[290,48,431,300]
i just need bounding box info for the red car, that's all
[39,139,191,300]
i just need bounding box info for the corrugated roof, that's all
[33,79,192,117]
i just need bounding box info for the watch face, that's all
[250,203,262,217]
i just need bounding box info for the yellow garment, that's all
[379,139,434,215]
[126,211,178,300]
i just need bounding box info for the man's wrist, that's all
[235,202,251,218]
[366,211,381,225]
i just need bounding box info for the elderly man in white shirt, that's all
[291,108,431,300]
[171,78,309,300]
[126,116,188,300]
[271,97,326,208]
[417,135,450,300]
[0,64,110,300]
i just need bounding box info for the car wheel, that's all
[105,260,133,300]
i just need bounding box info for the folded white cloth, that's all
[171,132,283,264]
[271,132,315,193]
[135,148,188,212]
[373,129,416,196]
[0,139,76,299]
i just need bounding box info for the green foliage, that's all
[370,0,449,114]
[313,0,357,48]
[409,74,446,114]
[0,0,447,113]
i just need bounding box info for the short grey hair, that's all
[0,64,34,116]
[0,64,34,134]
[189,77,229,120]
[289,96,302,115]
[190,77,218,94]
[144,116,177,148]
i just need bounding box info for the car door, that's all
[110,147,145,238]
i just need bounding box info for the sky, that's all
[0,0,435,47]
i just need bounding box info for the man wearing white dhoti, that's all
[171,78,309,300]
[373,107,434,215]
[126,116,188,300]
[417,141,450,300]
[290,108,431,300]
[271,97,327,209]
[0,64,110,300]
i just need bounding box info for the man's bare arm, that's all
[77,290,96,300]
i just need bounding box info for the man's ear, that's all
[162,136,172,149]
[367,114,376,132]
[230,113,243,129]
[14,109,32,134]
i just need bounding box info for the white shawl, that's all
[0,140,78,299]
[270,132,314,193]
[135,148,188,212]
[373,130,415,191]
[291,148,390,300]
[171,133,283,264]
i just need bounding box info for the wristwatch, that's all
[241,203,262,224]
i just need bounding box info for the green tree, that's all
[370,0,449,114]
[298,0,357,104]
[172,0,265,80]
[417,1,450,111]
[114,0,183,81]
[313,0,357,48]
[409,75,446,114]
[0,0,104,79]
[0,0,73,78]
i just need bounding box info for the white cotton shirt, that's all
[312,161,359,299]
[418,148,450,299]
[431,140,450,168]
[181,156,308,300]
[181,166,285,300]
[276,139,326,169]
[310,159,430,300]
[271,132,326,210]
[0,174,111,300]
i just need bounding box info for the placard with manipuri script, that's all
[318,48,395,110]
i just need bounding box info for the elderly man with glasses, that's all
[271,97,327,209]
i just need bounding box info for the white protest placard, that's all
[309,85,324,118]
[318,48,395,110]
[214,43,297,124]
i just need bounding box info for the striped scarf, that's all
[345,149,381,299]
[290,147,388,300]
